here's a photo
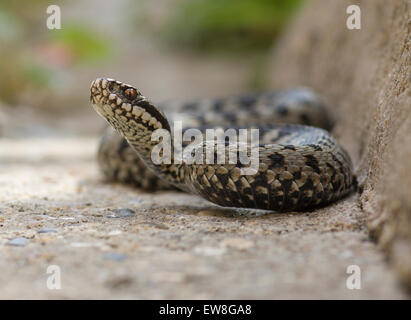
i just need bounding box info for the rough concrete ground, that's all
[0,136,406,299]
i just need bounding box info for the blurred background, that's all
[0,0,303,137]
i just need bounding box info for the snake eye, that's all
[124,88,137,99]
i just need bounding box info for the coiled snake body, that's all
[90,78,354,212]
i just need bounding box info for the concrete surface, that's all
[0,137,406,299]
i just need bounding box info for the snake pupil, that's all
[124,88,136,99]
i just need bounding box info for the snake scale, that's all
[90,77,354,212]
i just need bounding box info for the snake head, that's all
[90,77,170,134]
[90,77,143,116]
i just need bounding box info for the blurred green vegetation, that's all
[0,0,304,107]
[135,0,304,90]
[0,2,111,107]
[49,25,111,64]
[162,0,304,53]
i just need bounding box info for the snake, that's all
[90,77,354,212]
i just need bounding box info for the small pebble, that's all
[109,208,135,218]
[7,237,29,247]
[103,253,127,261]
[37,228,58,234]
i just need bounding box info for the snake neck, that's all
[90,77,189,191]
[123,122,190,191]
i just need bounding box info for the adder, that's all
[90,77,354,212]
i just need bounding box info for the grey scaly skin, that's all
[90,77,354,211]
